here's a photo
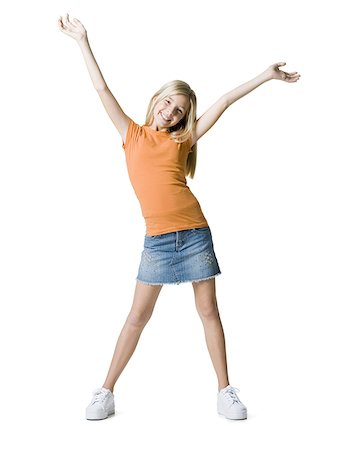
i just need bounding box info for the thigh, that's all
[128,280,163,321]
[192,277,219,316]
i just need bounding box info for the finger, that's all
[282,71,298,79]
[288,75,300,82]
[276,62,286,67]
[60,18,69,30]
[65,14,76,29]
[73,18,82,27]
[67,13,77,26]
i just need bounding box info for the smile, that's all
[160,111,171,122]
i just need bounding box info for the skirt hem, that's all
[136,271,222,286]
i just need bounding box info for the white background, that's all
[1,0,337,448]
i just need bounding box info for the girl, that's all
[58,14,300,421]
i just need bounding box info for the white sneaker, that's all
[86,387,115,420]
[217,385,247,420]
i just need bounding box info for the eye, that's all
[165,99,170,104]
[178,109,183,114]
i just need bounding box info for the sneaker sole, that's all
[218,411,247,420]
[86,409,115,420]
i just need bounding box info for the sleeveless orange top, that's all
[122,118,209,236]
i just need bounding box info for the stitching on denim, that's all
[136,271,221,286]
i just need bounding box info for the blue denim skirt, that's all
[136,226,221,285]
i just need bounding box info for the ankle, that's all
[102,385,114,393]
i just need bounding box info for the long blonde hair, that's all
[145,80,198,179]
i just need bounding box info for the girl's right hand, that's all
[58,13,87,42]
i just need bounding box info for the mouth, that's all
[159,111,171,123]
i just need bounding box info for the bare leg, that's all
[102,281,163,392]
[192,277,229,391]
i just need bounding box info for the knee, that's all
[195,297,219,320]
[126,309,152,328]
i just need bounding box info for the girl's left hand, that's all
[265,62,301,82]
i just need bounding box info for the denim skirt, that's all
[136,226,221,285]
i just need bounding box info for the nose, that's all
[164,106,174,118]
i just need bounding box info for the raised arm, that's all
[191,62,301,146]
[58,14,130,143]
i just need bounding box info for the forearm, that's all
[222,71,272,109]
[77,36,107,91]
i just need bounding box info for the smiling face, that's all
[151,94,190,131]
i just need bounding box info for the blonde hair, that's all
[145,80,198,179]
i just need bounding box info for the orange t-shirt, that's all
[122,118,209,236]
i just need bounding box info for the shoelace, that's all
[91,388,109,405]
[221,386,241,404]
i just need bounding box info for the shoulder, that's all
[122,118,143,149]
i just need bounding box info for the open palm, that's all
[266,62,301,83]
